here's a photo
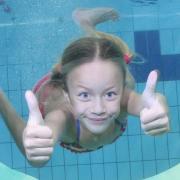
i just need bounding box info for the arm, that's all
[121,70,170,135]
[0,89,68,167]
[23,91,69,167]
[0,90,26,154]
[121,87,144,116]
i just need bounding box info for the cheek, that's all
[71,101,88,116]
[107,101,121,114]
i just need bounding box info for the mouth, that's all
[88,118,107,124]
[89,118,106,121]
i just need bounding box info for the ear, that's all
[63,90,71,104]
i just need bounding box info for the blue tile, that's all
[137,82,146,92]
[127,115,141,135]
[133,30,180,82]
[90,149,103,164]
[175,57,180,80]
[131,55,164,83]
[169,107,180,132]
[168,133,180,159]
[155,81,165,94]
[177,81,180,105]
[155,135,169,159]
[117,162,131,180]
[8,65,21,90]
[133,6,159,31]
[20,64,36,90]
[0,55,7,66]
[51,145,65,166]
[159,4,180,29]
[77,152,90,164]
[116,136,130,162]
[169,159,180,167]
[162,55,178,81]
[21,63,47,90]
[26,168,39,180]
[53,166,65,180]
[0,143,12,167]
[130,161,143,180]
[64,149,78,165]
[91,164,104,180]
[12,143,25,168]
[142,135,155,160]
[103,144,116,163]
[104,163,118,180]
[164,81,178,106]
[8,90,22,115]
[114,31,135,52]
[134,31,149,58]
[39,167,53,180]
[0,118,11,142]
[129,135,142,161]
[143,161,156,178]
[0,65,8,90]
[156,160,169,174]
[160,30,174,55]
[147,31,161,55]
[0,28,8,58]
[14,168,26,174]
[78,165,91,180]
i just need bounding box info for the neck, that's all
[81,120,116,142]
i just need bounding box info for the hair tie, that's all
[123,54,131,64]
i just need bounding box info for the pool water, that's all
[0,0,179,179]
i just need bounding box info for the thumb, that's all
[143,70,159,105]
[25,90,44,126]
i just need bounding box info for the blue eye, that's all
[105,91,117,100]
[78,92,90,101]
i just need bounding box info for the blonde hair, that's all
[51,37,127,91]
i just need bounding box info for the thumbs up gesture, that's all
[23,90,54,166]
[140,70,170,135]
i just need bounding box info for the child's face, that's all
[66,59,124,134]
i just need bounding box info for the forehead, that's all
[67,59,124,86]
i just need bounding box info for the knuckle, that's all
[141,123,147,131]
[24,139,31,148]
[24,128,34,137]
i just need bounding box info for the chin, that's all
[87,124,110,134]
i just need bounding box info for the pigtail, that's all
[50,63,66,90]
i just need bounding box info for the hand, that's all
[23,90,54,166]
[140,70,170,135]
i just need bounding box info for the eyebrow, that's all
[76,83,117,92]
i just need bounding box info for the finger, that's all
[141,117,169,131]
[25,90,44,125]
[27,147,53,156]
[140,107,166,124]
[27,155,50,162]
[145,127,169,136]
[25,126,53,139]
[24,138,54,149]
[143,70,159,101]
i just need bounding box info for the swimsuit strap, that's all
[76,119,81,143]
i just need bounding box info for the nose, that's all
[91,98,106,115]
